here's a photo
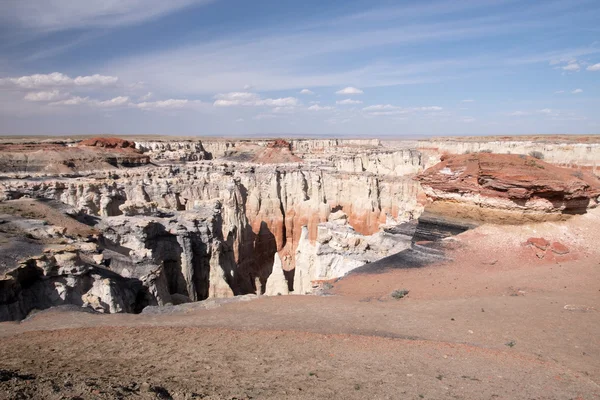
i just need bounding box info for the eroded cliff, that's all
[2,136,597,320]
[0,138,425,320]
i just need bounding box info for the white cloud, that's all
[50,95,130,108]
[508,111,530,116]
[336,87,364,95]
[213,92,299,107]
[587,63,600,71]
[308,104,334,111]
[97,96,130,107]
[508,109,560,117]
[138,92,153,101]
[336,98,363,105]
[23,90,65,102]
[363,104,397,111]
[73,74,119,86]
[572,88,583,94]
[300,89,314,95]
[561,62,580,71]
[0,72,118,89]
[135,99,190,109]
[363,104,442,116]
[50,96,90,106]
[2,0,216,32]
[461,99,475,103]
[272,106,296,113]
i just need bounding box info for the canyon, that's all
[1,136,599,320]
[1,135,600,399]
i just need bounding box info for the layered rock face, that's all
[0,138,425,320]
[419,138,600,171]
[416,153,600,223]
[3,136,597,320]
[0,249,142,321]
[0,139,149,174]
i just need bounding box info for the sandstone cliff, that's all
[4,136,595,320]
[417,153,600,223]
[419,138,600,172]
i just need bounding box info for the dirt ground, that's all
[0,210,599,399]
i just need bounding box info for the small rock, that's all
[526,237,550,251]
[551,242,570,255]
[564,304,596,312]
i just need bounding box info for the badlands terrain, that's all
[0,135,599,399]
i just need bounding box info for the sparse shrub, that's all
[529,150,544,160]
[525,159,545,169]
[519,154,526,159]
[463,150,471,154]
[391,289,409,299]
[479,149,493,153]
[572,170,584,179]
[505,340,516,348]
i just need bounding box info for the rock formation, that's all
[0,140,149,174]
[416,153,600,223]
[419,136,600,172]
[265,253,288,296]
[1,136,597,320]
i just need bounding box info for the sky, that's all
[0,0,599,137]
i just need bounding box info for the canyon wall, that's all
[4,136,596,319]
[419,139,600,172]
[0,139,426,319]
[0,163,422,285]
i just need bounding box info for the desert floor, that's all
[1,210,599,399]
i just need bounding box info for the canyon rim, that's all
[0,135,599,399]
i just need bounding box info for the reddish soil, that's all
[1,210,599,399]
[253,140,302,164]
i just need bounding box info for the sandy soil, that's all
[0,211,599,399]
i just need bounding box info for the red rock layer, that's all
[417,153,600,202]
[78,137,136,149]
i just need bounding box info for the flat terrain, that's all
[1,211,599,399]
[1,134,599,144]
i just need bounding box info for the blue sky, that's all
[0,0,599,137]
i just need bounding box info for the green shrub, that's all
[529,151,544,160]
[391,289,409,299]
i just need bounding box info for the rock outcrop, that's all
[417,153,600,223]
[3,136,595,320]
[0,248,142,321]
[78,137,136,149]
[265,253,289,296]
[0,142,149,174]
[419,137,600,172]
